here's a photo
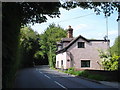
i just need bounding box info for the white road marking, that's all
[38,70,51,79]
[39,71,43,74]
[37,69,66,89]
[44,74,51,79]
[54,81,67,89]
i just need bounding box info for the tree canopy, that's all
[110,35,120,56]
[3,2,61,25]
[99,50,119,71]
[99,35,120,71]
[2,2,119,88]
[62,2,119,18]
[3,2,120,26]
[37,24,67,68]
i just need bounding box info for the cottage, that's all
[56,26,110,70]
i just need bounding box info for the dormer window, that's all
[78,42,85,48]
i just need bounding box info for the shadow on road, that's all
[14,65,117,89]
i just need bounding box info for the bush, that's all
[66,67,75,74]
[73,71,83,76]
[66,68,86,76]
[64,68,106,81]
[99,50,120,71]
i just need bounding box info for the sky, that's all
[29,7,118,47]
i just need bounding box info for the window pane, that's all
[81,60,90,67]
[61,60,63,66]
[78,42,85,48]
[57,61,59,67]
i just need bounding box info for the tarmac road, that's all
[14,65,115,89]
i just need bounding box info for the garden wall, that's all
[84,70,119,81]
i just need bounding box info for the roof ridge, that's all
[56,35,110,54]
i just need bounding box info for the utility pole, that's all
[106,16,109,48]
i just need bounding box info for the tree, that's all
[99,35,120,71]
[2,2,119,88]
[110,35,120,56]
[61,1,120,20]
[99,50,119,71]
[109,35,120,72]
[36,24,67,68]
[19,27,41,67]
[2,2,61,88]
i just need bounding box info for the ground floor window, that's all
[81,60,90,67]
[57,61,59,67]
[61,60,63,66]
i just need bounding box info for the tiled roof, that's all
[56,35,110,54]
[61,38,74,42]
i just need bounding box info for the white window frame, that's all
[81,60,90,68]
[78,42,85,48]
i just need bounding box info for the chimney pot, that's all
[68,25,71,29]
[67,25,73,38]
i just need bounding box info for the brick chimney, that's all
[67,25,73,38]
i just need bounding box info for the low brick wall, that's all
[84,70,119,81]
[75,68,119,81]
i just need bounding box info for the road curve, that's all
[14,65,114,89]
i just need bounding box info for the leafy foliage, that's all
[98,36,120,71]
[61,2,120,20]
[19,27,41,67]
[64,68,106,81]
[3,2,119,26]
[35,23,67,68]
[2,2,119,88]
[3,2,61,25]
[98,50,120,71]
[3,2,61,87]
[109,35,120,56]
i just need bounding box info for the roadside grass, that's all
[61,67,107,81]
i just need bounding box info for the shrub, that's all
[62,68,107,81]
[67,67,75,74]
[73,71,83,76]
[98,50,120,71]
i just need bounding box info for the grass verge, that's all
[62,67,107,81]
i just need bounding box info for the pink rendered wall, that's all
[66,38,109,70]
